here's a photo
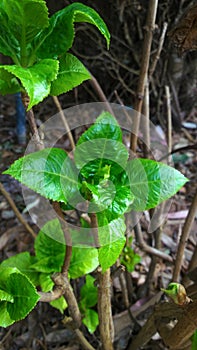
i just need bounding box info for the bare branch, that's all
[130,0,158,152]
[0,182,36,239]
[173,188,197,281]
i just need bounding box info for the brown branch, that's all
[134,220,173,263]
[89,213,114,349]
[89,73,115,115]
[52,202,72,276]
[75,329,96,350]
[21,92,44,151]
[149,22,168,77]
[130,0,158,152]
[142,78,150,157]
[38,287,63,302]
[158,299,197,349]
[127,300,197,350]
[159,143,197,161]
[0,182,36,239]
[173,188,197,282]
[188,245,197,274]
[61,275,82,328]
[89,212,100,248]
[52,96,75,150]
[165,85,172,155]
[97,267,114,350]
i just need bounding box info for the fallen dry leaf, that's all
[169,3,197,52]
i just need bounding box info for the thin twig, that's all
[173,189,197,282]
[52,95,75,150]
[149,22,168,77]
[130,0,158,152]
[165,85,172,155]
[183,244,197,286]
[142,77,150,157]
[0,182,36,239]
[89,73,115,115]
[188,244,197,274]
[75,329,96,350]
[159,143,197,162]
[116,259,130,308]
[134,220,173,263]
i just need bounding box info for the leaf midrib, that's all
[20,168,79,186]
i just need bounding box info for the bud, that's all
[161,283,192,306]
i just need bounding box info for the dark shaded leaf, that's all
[0,69,21,95]
[37,2,110,59]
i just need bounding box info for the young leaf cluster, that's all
[0,0,110,109]
[2,112,188,327]
[4,112,188,273]
[120,237,141,273]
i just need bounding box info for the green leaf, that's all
[0,60,59,110]
[80,275,97,309]
[36,2,110,59]
[0,302,14,328]
[2,0,49,46]
[82,308,98,334]
[3,148,79,204]
[31,256,64,273]
[84,179,134,216]
[0,6,20,61]
[0,0,49,65]
[50,296,67,314]
[1,252,39,285]
[0,267,39,327]
[126,158,189,211]
[77,112,123,145]
[75,139,128,180]
[69,247,99,278]
[50,53,90,96]
[192,330,197,350]
[98,215,126,246]
[97,215,126,271]
[35,219,65,259]
[7,272,39,321]
[39,273,54,292]
[32,219,65,273]
[75,112,128,179]
[0,68,21,95]
[34,219,98,277]
[0,290,14,303]
[70,227,95,248]
[120,246,141,272]
[98,237,126,272]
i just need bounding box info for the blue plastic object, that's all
[15,92,26,144]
